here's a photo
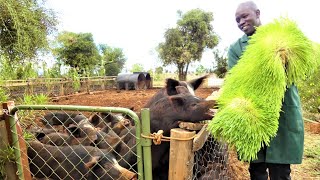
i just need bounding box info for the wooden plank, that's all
[169,128,195,180]
[192,124,210,152]
[179,122,206,131]
[3,101,32,180]
[0,116,18,180]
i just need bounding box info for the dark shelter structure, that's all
[116,73,146,90]
[133,72,152,89]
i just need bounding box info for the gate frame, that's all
[6,104,152,180]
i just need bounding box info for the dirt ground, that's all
[53,88,214,112]
[51,87,319,179]
[51,87,250,179]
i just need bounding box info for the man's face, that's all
[235,6,260,36]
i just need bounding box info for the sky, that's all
[45,0,320,72]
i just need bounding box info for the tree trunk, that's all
[178,66,186,81]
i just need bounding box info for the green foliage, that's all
[155,66,164,74]
[131,63,144,73]
[18,93,49,105]
[195,64,207,75]
[0,0,58,64]
[0,146,16,179]
[104,63,120,76]
[67,68,81,91]
[53,31,101,76]
[0,58,15,79]
[157,9,219,80]
[208,18,316,161]
[0,58,38,80]
[42,62,62,78]
[16,62,38,79]
[212,49,228,78]
[0,87,9,103]
[298,71,320,113]
[99,44,126,76]
[297,43,320,113]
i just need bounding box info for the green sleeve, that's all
[227,46,239,69]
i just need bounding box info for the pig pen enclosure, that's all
[1,88,248,180]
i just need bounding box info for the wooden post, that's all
[86,78,90,93]
[169,128,195,180]
[59,79,65,96]
[2,101,32,180]
[0,112,19,180]
[101,77,105,90]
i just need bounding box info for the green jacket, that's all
[227,34,304,164]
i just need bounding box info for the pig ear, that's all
[89,114,101,125]
[67,125,80,137]
[188,75,208,90]
[84,156,101,170]
[170,96,184,107]
[35,132,46,141]
[175,86,189,94]
[166,78,180,96]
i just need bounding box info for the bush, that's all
[298,68,320,113]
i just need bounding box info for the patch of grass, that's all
[292,129,320,179]
[0,145,16,179]
[302,131,320,176]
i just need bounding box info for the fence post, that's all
[141,108,152,180]
[0,107,19,180]
[26,79,33,95]
[168,128,195,180]
[59,79,65,96]
[86,78,90,93]
[3,101,32,180]
[101,77,105,90]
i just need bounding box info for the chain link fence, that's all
[2,103,234,180]
[3,104,149,180]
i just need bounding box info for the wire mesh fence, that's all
[4,105,145,180]
[192,135,230,179]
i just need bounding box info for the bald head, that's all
[235,1,261,36]
[237,1,258,12]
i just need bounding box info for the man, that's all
[228,1,304,180]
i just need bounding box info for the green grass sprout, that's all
[208,17,318,161]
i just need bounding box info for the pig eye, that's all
[191,103,197,107]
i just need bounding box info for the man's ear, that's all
[256,9,260,18]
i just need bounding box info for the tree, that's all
[53,32,101,76]
[131,63,144,73]
[195,65,207,75]
[157,9,219,80]
[155,66,164,74]
[212,49,228,78]
[0,0,58,65]
[99,44,126,76]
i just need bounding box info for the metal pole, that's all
[141,108,153,180]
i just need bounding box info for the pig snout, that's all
[115,163,137,180]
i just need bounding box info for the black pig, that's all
[41,112,86,128]
[148,86,215,180]
[144,75,208,108]
[27,141,137,180]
